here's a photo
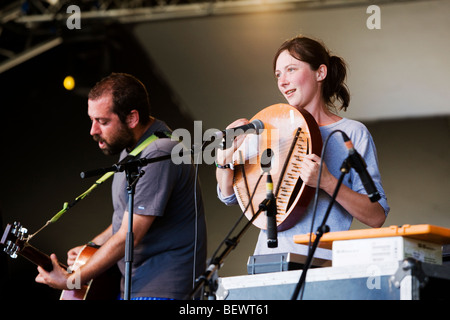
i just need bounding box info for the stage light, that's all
[63,75,75,90]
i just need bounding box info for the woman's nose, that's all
[278,73,289,86]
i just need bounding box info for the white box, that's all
[332,236,442,267]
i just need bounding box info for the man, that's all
[36,73,207,300]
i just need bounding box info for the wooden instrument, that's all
[232,104,322,231]
[1,221,120,300]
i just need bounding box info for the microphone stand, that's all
[80,155,172,179]
[123,164,144,300]
[81,136,222,299]
[186,190,275,300]
[291,158,350,300]
[187,146,274,299]
[81,154,172,300]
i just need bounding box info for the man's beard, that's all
[93,126,134,156]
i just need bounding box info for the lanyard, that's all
[28,134,162,240]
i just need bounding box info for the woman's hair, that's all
[273,36,350,112]
[88,72,151,125]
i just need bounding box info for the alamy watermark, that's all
[170,121,279,172]
[366,5,381,30]
[66,4,381,31]
[366,264,382,290]
[66,5,81,30]
[66,268,82,290]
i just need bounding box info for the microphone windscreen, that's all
[251,119,264,132]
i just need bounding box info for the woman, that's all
[216,36,389,259]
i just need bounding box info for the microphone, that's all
[260,148,277,248]
[214,119,264,139]
[265,173,278,248]
[266,174,278,248]
[342,133,381,202]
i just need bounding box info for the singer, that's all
[35,73,207,299]
[216,36,389,260]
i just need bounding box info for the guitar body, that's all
[60,245,121,300]
[1,222,120,300]
[233,104,322,231]
[60,245,96,300]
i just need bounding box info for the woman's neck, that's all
[302,103,342,127]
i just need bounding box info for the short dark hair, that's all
[273,36,350,112]
[88,73,151,125]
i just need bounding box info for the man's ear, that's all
[126,109,139,129]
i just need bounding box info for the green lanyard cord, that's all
[28,133,163,241]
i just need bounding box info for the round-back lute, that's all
[232,104,322,231]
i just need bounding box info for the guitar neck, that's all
[20,242,67,272]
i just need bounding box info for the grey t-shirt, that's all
[112,119,207,299]
[218,118,389,260]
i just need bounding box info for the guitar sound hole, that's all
[286,178,303,212]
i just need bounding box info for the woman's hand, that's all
[215,118,250,166]
[300,154,334,192]
[216,118,250,197]
[301,154,386,228]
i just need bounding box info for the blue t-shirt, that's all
[217,118,389,259]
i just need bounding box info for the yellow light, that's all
[63,75,75,90]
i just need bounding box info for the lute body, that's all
[232,104,322,231]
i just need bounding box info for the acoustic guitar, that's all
[1,221,120,300]
[232,104,322,231]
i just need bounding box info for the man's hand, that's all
[35,253,70,290]
[67,246,84,266]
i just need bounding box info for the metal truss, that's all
[0,0,424,74]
